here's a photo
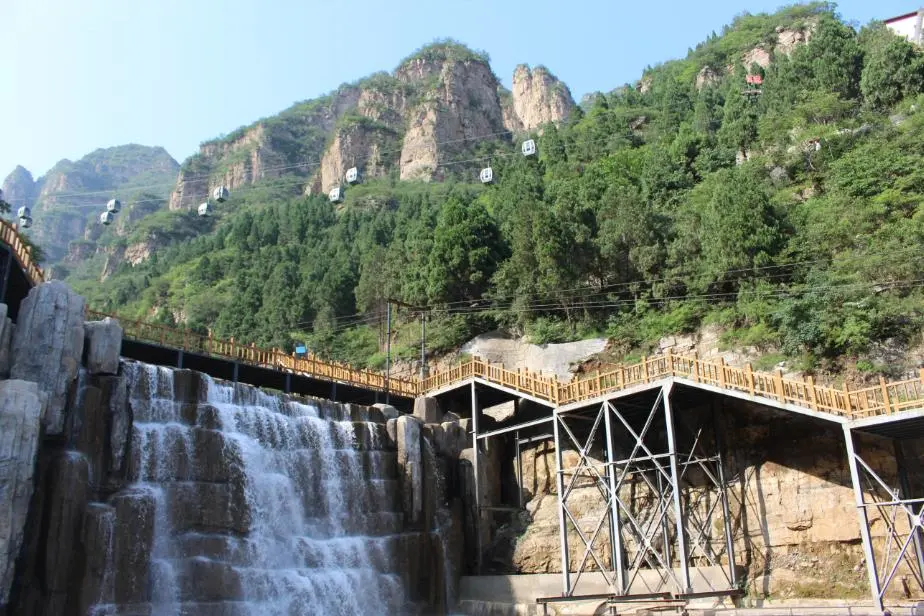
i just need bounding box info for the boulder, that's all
[0,380,44,605]
[483,400,515,423]
[413,396,442,424]
[373,403,400,420]
[106,375,131,477]
[11,281,86,434]
[84,317,122,375]
[397,415,423,527]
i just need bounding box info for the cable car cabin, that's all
[106,199,121,213]
[212,186,230,203]
[18,216,32,229]
[479,167,494,184]
[345,167,359,184]
[328,186,344,203]
[522,139,537,156]
[100,211,114,226]
[198,202,212,217]
[17,206,30,219]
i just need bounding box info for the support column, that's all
[516,430,523,510]
[232,362,239,384]
[663,383,691,593]
[176,350,184,369]
[330,381,338,402]
[284,373,291,394]
[603,403,625,594]
[471,382,482,574]
[553,410,572,596]
[843,425,883,611]
[894,439,924,580]
[713,406,738,588]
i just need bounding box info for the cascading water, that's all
[90,361,418,615]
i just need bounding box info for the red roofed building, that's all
[885,9,924,45]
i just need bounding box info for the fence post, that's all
[665,348,673,376]
[746,363,755,396]
[693,351,700,381]
[879,376,892,415]
[642,356,649,383]
[775,369,785,403]
[806,375,818,410]
[843,381,851,415]
[718,357,726,388]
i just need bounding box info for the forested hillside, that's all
[69,3,924,377]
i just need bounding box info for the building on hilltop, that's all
[885,8,924,44]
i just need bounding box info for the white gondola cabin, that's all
[198,202,212,217]
[479,167,494,184]
[100,211,114,226]
[18,217,31,229]
[106,198,121,213]
[345,167,359,184]
[522,139,537,157]
[17,206,30,219]
[328,186,344,203]
[212,186,230,203]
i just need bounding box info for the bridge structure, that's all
[2,218,923,610]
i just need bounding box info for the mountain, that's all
[167,41,574,212]
[1,145,179,263]
[43,5,924,383]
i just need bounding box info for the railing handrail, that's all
[0,219,44,286]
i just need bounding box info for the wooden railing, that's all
[87,310,419,398]
[4,224,921,420]
[423,352,924,420]
[0,219,44,286]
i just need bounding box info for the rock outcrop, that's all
[84,317,122,375]
[507,65,575,132]
[0,380,44,605]
[1,166,38,209]
[10,281,86,434]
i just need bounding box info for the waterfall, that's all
[89,361,415,616]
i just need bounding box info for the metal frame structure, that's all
[551,383,737,598]
[844,426,924,611]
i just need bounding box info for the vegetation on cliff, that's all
[69,4,924,376]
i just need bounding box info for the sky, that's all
[0,0,910,179]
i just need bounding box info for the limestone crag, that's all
[0,166,38,208]
[10,281,85,434]
[507,65,575,132]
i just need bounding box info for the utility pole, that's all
[420,313,427,379]
[385,301,392,404]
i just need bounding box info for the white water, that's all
[91,362,411,615]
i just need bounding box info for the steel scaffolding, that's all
[552,383,737,598]
[844,426,924,610]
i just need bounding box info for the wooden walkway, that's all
[5,218,924,419]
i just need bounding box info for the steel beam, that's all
[471,381,482,574]
[553,409,572,595]
[663,383,692,593]
[603,403,625,594]
[843,425,883,611]
[516,430,524,510]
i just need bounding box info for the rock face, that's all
[507,65,575,132]
[0,380,44,605]
[10,281,85,434]
[2,145,179,264]
[1,166,38,208]
[84,317,122,375]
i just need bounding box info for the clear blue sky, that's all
[0,0,908,179]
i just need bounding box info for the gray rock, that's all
[483,400,515,422]
[0,304,12,378]
[397,415,423,527]
[11,281,86,434]
[107,375,131,476]
[386,417,397,445]
[84,317,122,375]
[413,396,442,424]
[0,380,44,605]
[373,403,400,420]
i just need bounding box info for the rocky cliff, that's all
[1,145,179,264]
[166,42,576,208]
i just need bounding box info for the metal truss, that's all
[844,427,924,610]
[553,383,737,598]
